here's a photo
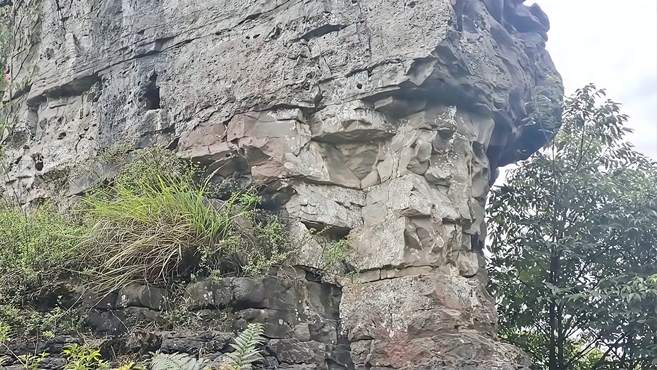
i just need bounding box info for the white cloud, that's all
[531,0,657,159]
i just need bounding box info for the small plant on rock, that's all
[63,344,109,370]
[0,323,49,370]
[218,323,265,370]
[17,352,49,370]
[322,238,350,271]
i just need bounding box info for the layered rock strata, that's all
[1,0,562,368]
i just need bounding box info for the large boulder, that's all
[1,0,562,368]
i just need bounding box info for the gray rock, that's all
[85,310,126,335]
[340,269,500,349]
[353,331,530,369]
[1,0,560,368]
[185,279,233,310]
[159,331,233,355]
[38,357,68,370]
[230,277,267,309]
[234,308,296,339]
[268,339,327,366]
[116,284,166,311]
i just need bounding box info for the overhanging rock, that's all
[1,0,562,368]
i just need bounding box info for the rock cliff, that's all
[0,0,562,368]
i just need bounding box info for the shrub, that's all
[63,344,108,370]
[0,203,86,338]
[0,204,86,295]
[322,239,350,271]
[0,304,81,339]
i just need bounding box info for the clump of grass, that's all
[80,147,291,293]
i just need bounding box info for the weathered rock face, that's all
[1,0,562,368]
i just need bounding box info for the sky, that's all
[529,0,657,160]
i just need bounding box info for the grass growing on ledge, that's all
[79,147,291,293]
[80,170,229,292]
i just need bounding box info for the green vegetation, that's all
[0,304,81,341]
[322,238,350,270]
[79,147,227,292]
[489,84,657,369]
[0,324,48,370]
[0,204,86,295]
[220,322,265,370]
[0,204,86,338]
[17,352,49,370]
[0,147,291,345]
[80,148,290,292]
[149,323,264,370]
[63,344,109,370]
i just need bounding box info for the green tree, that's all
[488,84,657,370]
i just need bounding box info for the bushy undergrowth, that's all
[0,205,86,295]
[0,204,86,338]
[0,147,291,338]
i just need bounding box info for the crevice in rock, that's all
[31,152,44,171]
[141,72,161,110]
[29,74,101,106]
[299,24,347,41]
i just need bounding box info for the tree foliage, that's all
[489,84,657,369]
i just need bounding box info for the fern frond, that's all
[222,323,265,370]
[149,352,210,370]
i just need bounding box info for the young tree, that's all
[488,84,657,369]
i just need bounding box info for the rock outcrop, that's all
[0,0,562,368]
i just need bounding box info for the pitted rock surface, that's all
[1,0,562,368]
